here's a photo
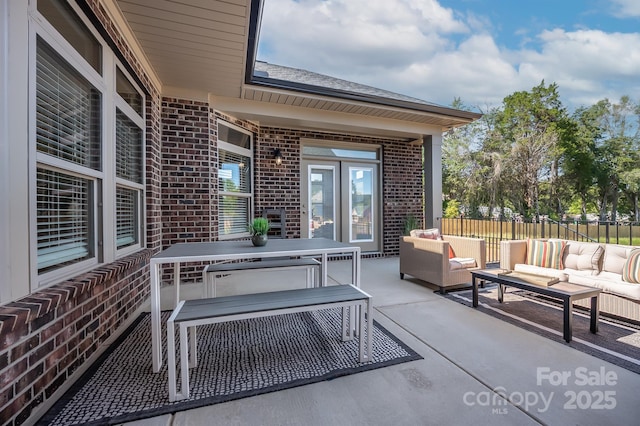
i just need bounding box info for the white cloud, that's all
[517,29,640,105]
[259,0,467,72]
[258,0,640,111]
[610,0,640,17]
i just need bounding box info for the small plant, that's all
[248,217,270,236]
[403,214,420,236]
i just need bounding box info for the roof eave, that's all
[248,76,482,122]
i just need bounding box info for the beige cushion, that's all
[602,245,635,274]
[513,264,569,281]
[449,257,477,270]
[569,272,640,301]
[561,242,604,274]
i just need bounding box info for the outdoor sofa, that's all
[500,239,640,322]
[400,230,487,293]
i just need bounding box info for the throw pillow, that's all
[526,239,566,270]
[622,249,640,283]
[449,245,456,259]
[560,241,603,274]
[410,228,439,239]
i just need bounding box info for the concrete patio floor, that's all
[123,257,640,426]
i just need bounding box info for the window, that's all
[32,0,144,285]
[218,122,252,239]
[115,109,144,250]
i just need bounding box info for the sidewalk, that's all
[127,257,640,426]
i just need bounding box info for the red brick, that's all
[0,358,27,389]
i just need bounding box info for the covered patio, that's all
[64,257,640,425]
[2,2,638,425]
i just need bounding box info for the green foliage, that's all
[403,215,420,236]
[442,86,640,222]
[248,218,270,236]
[443,200,460,218]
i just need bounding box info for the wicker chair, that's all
[400,235,486,293]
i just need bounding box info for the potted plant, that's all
[403,214,420,236]
[248,217,270,246]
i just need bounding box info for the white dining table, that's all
[149,238,361,372]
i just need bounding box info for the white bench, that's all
[202,258,321,297]
[167,284,372,401]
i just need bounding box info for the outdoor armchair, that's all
[400,235,486,293]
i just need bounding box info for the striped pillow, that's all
[622,249,640,283]
[526,239,566,269]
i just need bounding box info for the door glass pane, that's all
[350,167,373,242]
[303,146,376,160]
[309,167,335,239]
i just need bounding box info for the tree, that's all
[589,97,640,220]
[557,107,599,218]
[493,81,566,218]
[442,98,486,209]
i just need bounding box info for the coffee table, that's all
[471,269,601,343]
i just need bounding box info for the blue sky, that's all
[257,0,640,112]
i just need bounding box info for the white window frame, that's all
[217,121,253,240]
[28,0,145,288]
[113,66,146,257]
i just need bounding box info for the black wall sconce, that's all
[273,148,282,165]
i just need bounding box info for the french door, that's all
[301,159,379,252]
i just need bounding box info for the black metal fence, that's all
[440,217,640,264]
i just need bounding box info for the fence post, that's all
[605,221,610,244]
[511,218,516,240]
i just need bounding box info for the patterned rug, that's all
[445,285,640,374]
[39,309,421,425]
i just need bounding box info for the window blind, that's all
[219,196,249,236]
[36,39,101,170]
[115,109,143,183]
[116,187,138,249]
[36,169,92,272]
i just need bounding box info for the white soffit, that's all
[239,87,475,131]
[115,0,251,97]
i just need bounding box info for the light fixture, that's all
[273,148,282,165]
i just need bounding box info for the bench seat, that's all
[202,258,321,297]
[167,284,372,401]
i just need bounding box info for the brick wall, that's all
[0,250,151,425]
[257,127,424,254]
[0,2,163,425]
[382,140,424,254]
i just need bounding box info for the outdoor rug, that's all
[444,284,640,374]
[39,309,421,425]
